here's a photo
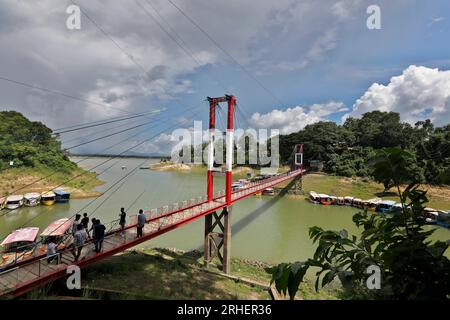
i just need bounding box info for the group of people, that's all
[46,207,148,263]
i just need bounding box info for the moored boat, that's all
[262,188,275,196]
[5,195,24,210]
[24,192,41,207]
[41,191,56,206]
[309,191,321,204]
[320,194,334,205]
[38,218,73,256]
[352,198,363,208]
[0,227,39,270]
[344,196,354,206]
[376,200,396,213]
[336,197,345,205]
[54,189,70,203]
[436,210,450,228]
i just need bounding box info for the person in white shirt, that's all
[46,239,58,264]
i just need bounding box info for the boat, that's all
[232,182,245,192]
[38,218,73,256]
[352,198,363,208]
[5,195,24,210]
[0,227,39,270]
[365,198,382,211]
[309,191,321,204]
[41,191,56,206]
[376,200,397,213]
[344,196,354,206]
[24,192,41,207]
[54,189,70,203]
[262,188,275,196]
[335,197,345,205]
[436,211,450,228]
[319,194,334,205]
[391,202,404,213]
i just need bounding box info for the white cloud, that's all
[345,65,450,125]
[249,101,347,134]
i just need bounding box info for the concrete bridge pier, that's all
[204,206,232,273]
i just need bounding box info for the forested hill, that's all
[0,111,76,172]
[279,111,450,185]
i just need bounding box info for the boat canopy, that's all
[53,189,70,196]
[1,227,39,246]
[41,191,56,198]
[6,195,24,202]
[40,218,72,237]
[24,193,41,199]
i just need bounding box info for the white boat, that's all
[309,191,321,204]
[352,198,363,208]
[365,198,382,211]
[335,197,345,205]
[5,195,24,210]
[0,227,39,270]
[24,193,41,207]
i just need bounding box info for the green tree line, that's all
[279,111,450,185]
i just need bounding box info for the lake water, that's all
[1,157,449,264]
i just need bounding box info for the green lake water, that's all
[1,157,449,264]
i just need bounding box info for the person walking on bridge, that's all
[81,213,89,233]
[136,209,146,238]
[72,214,81,236]
[119,207,126,236]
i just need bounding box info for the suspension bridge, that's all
[0,95,304,298]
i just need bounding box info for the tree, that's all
[267,148,450,300]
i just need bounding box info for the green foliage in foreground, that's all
[279,111,450,185]
[268,148,450,300]
[0,111,76,173]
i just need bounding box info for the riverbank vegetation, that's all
[279,111,450,186]
[0,111,102,197]
[27,248,341,300]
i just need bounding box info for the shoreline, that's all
[0,167,104,199]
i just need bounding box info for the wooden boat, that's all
[309,191,321,204]
[436,211,450,228]
[38,218,73,256]
[376,200,396,213]
[24,193,41,207]
[262,188,275,196]
[319,194,334,205]
[335,197,345,205]
[54,189,70,203]
[41,191,56,206]
[5,195,24,210]
[352,198,363,208]
[344,196,354,206]
[0,227,39,270]
[365,198,382,211]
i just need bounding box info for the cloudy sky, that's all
[0,0,449,155]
